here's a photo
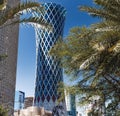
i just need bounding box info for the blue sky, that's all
[16,0,99,97]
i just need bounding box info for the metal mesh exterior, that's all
[34,3,66,110]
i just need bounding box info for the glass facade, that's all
[34,3,66,110]
[65,92,76,116]
[14,91,25,110]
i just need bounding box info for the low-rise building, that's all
[14,106,52,116]
[24,97,33,108]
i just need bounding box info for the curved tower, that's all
[34,3,66,110]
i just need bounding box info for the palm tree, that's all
[80,0,120,32]
[59,0,120,84]
[80,0,120,57]
[50,0,120,114]
[0,0,51,61]
[77,0,120,88]
[0,0,50,28]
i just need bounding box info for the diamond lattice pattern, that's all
[34,3,66,110]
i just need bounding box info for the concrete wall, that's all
[0,0,19,115]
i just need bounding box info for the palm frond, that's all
[0,1,52,30]
[80,6,119,23]
[113,40,120,53]
[79,53,99,70]
[0,16,52,30]
[94,0,120,8]
[0,0,6,10]
[20,17,52,30]
[0,1,43,26]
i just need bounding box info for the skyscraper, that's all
[0,0,19,114]
[14,91,25,111]
[34,3,66,110]
[65,93,76,116]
